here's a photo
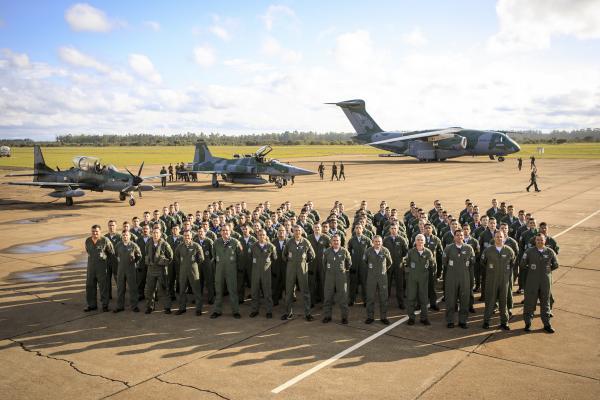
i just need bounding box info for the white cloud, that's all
[261,36,302,64]
[401,28,428,47]
[64,3,118,33]
[488,0,600,53]
[144,20,161,32]
[193,45,216,67]
[261,4,295,31]
[209,15,231,41]
[59,46,110,73]
[333,30,388,73]
[128,54,161,84]
[1,48,30,68]
[223,58,272,73]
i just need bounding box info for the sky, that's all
[0,0,599,140]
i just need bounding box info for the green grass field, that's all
[0,143,598,169]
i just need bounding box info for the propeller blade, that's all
[138,187,142,198]
[137,161,144,177]
[125,167,135,178]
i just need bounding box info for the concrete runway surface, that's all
[0,155,599,400]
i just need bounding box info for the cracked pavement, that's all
[1,157,599,399]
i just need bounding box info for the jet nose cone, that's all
[290,165,316,176]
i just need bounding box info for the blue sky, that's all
[1,0,599,139]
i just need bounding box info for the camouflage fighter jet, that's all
[185,141,314,188]
[6,145,164,206]
[329,99,520,162]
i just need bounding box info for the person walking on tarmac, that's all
[517,157,523,171]
[318,162,325,180]
[527,167,541,192]
[339,162,346,180]
[331,162,338,181]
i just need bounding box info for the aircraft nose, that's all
[510,139,521,153]
[289,165,315,176]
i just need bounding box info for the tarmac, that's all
[0,155,599,400]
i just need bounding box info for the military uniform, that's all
[85,236,115,310]
[271,238,288,305]
[250,242,277,314]
[104,233,121,299]
[463,235,480,308]
[322,247,352,321]
[423,234,443,305]
[167,234,183,300]
[383,235,409,308]
[518,228,538,290]
[283,238,316,317]
[239,235,257,302]
[405,247,436,322]
[481,245,516,326]
[144,239,173,311]
[173,241,204,313]
[115,240,142,310]
[213,237,243,315]
[347,234,372,305]
[195,237,215,304]
[521,246,558,328]
[443,244,475,325]
[363,247,393,321]
[135,235,152,299]
[478,229,497,299]
[308,233,330,304]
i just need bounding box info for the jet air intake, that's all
[437,135,467,150]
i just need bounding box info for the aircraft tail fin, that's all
[33,145,54,181]
[327,99,383,140]
[193,141,215,164]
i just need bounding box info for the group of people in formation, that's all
[85,197,559,333]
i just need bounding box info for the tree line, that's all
[1,129,599,147]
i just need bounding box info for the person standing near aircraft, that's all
[318,162,325,180]
[339,162,346,180]
[113,230,142,313]
[168,164,174,182]
[331,162,338,181]
[160,166,167,187]
[517,157,523,171]
[85,224,115,312]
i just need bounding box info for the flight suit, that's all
[173,241,204,312]
[363,247,393,320]
[271,238,288,305]
[424,234,443,305]
[478,229,496,298]
[383,235,409,307]
[213,238,243,315]
[104,233,121,300]
[347,234,371,304]
[239,235,257,302]
[322,247,352,320]
[519,229,538,289]
[406,247,436,322]
[115,240,142,310]
[283,238,316,316]
[135,235,152,299]
[481,245,516,325]
[144,239,173,311]
[250,242,277,314]
[167,234,183,300]
[463,236,480,308]
[85,236,115,309]
[443,244,475,325]
[521,246,558,326]
[503,237,519,310]
[308,234,330,304]
[195,237,215,304]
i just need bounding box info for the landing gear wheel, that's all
[498,156,505,162]
[65,197,73,206]
[275,179,283,188]
[119,193,127,201]
[129,198,136,206]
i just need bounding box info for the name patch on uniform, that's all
[448,260,454,266]
[252,258,256,264]
[410,262,416,269]
[531,264,537,270]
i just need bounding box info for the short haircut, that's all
[91,224,101,230]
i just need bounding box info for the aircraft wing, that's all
[7,181,89,188]
[366,128,463,145]
[184,170,220,174]
[141,173,169,180]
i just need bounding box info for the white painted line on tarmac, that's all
[272,297,442,394]
[554,209,600,238]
